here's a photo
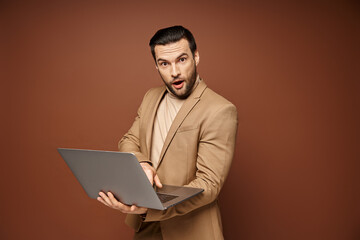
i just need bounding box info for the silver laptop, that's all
[58,148,203,210]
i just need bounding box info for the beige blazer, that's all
[118,80,238,240]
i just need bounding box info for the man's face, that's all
[154,38,200,99]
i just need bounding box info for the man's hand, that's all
[97,191,148,214]
[140,162,163,188]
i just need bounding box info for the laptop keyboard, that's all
[157,193,178,203]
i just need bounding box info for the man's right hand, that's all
[140,162,163,188]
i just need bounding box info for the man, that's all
[97,26,238,240]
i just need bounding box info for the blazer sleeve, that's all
[118,91,151,164]
[145,103,238,222]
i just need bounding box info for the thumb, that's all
[154,174,163,188]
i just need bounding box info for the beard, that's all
[159,64,198,99]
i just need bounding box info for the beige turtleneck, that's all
[150,91,185,169]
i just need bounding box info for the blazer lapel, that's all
[156,81,207,169]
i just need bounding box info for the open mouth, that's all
[172,80,185,89]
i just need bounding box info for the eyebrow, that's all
[157,53,189,63]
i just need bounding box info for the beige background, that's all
[1,1,359,239]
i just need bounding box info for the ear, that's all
[194,50,200,66]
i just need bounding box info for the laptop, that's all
[58,148,204,210]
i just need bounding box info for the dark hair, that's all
[149,25,197,61]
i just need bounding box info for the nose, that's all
[170,64,180,78]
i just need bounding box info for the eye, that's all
[179,57,186,62]
[160,62,168,67]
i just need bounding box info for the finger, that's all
[144,169,154,185]
[99,192,113,206]
[141,163,155,185]
[97,197,110,207]
[154,174,163,188]
[130,205,148,214]
[130,205,137,211]
[107,192,134,211]
[107,192,121,205]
